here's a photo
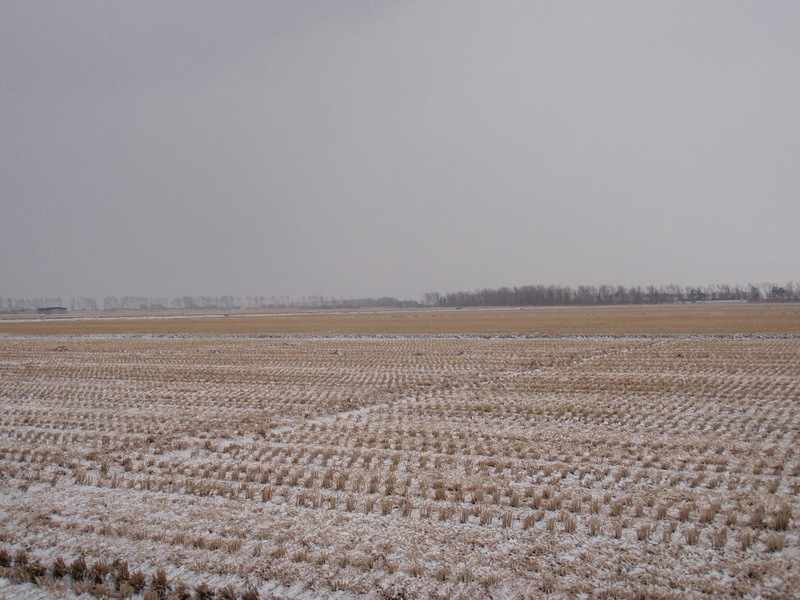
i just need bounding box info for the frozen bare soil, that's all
[0,335,798,599]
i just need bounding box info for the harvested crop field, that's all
[1,306,799,599]
[2,302,800,336]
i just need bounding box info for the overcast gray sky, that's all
[2,2,799,301]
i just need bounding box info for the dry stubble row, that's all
[0,335,798,599]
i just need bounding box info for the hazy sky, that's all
[2,2,799,301]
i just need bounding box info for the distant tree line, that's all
[2,282,798,313]
[103,296,241,310]
[98,295,418,310]
[0,295,418,312]
[422,282,800,307]
[0,297,66,311]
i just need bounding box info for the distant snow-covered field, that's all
[0,335,797,599]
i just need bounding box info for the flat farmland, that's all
[2,302,800,336]
[0,306,799,599]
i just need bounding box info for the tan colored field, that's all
[0,311,798,599]
[2,302,800,336]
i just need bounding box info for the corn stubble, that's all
[0,332,798,599]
